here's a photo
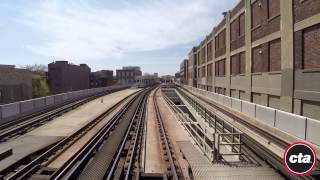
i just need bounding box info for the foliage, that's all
[22,64,47,75]
[32,74,50,98]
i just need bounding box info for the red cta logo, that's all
[283,142,318,176]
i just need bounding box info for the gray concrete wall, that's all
[0,84,129,125]
[183,85,320,147]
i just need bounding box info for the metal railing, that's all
[165,88,243,162]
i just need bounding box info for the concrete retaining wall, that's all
[218,95,224,104]
[182,84,320,146]
[46,96,55,106]
[256,104,276,126]
[306,118,320,146]
[20,100,34,113]
[231,98,242,112]
[241,101,256,117]
[224,96,232,107]
[34,98,46,109]
[0,84,129,125]
[275,111,306,139]
[1,103,20,119]
[54,95,63,104]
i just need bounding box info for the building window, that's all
[215,59,226,76]
[267,0,280,19]
[239,52,246,74]
[201,66,206,77]
[269,39,281,71]
[251,0,263,28]
[220,30,226,48]
[252,46,267,73]
[207,41,213,61]
[201,47,206,64]
[303,24,320,69]
[215,30,226,51]
[231,55,239,75]
[231,13,245,42]
[231,19,239,42]
[215,36,219,50]
[239,13,245,36]
[231,52,246,75]
[215,87,226,95]
[207,64,213,77]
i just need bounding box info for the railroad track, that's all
[152,88,180,180]
[0,89,122,143]
[46,87,152,179]
[176,86,318,180]
[0,89,139,180]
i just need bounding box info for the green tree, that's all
[32,74,50,98]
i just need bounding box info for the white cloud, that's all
[22,0,237,62]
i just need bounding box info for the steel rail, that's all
[3,90,139,180]
[107,88,150,180]
[49,88,149,180]
[0,89,124,142]
[153,87,179,180]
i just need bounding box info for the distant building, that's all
[48,61,90,94]
[175,72,180,79]
[116,66,142,84]
[180,59,188,84]
[154,73,159,77]
[0,65,32,104]
[187,47,197,87]
[90,70,114,88]
[161,75,175,83]
[135,73,159,87]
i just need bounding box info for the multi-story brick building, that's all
[181,0,320,120]
[0,65,32,104]
[116,66,142,84]
[180,59,188,84]
[48,61,91,94]
[90,70,114,88]
[187,47,198,87]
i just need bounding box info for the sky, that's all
[0,0,238,75]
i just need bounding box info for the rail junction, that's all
[0,84,319,180]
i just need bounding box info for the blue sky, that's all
[0,0,238,75]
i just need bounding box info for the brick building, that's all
[48,61,90,94]
[90,70,114,88]
[0,65,32,104]
[187,47,198,87]
[116,66,142,84]
[180,0,320,120]
[180,59,188,84]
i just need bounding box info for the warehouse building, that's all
[181,0,320,120]
[48,61,91,94]
[90,70,114,88]
[116,66,142,84]
[0,65,32,104]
